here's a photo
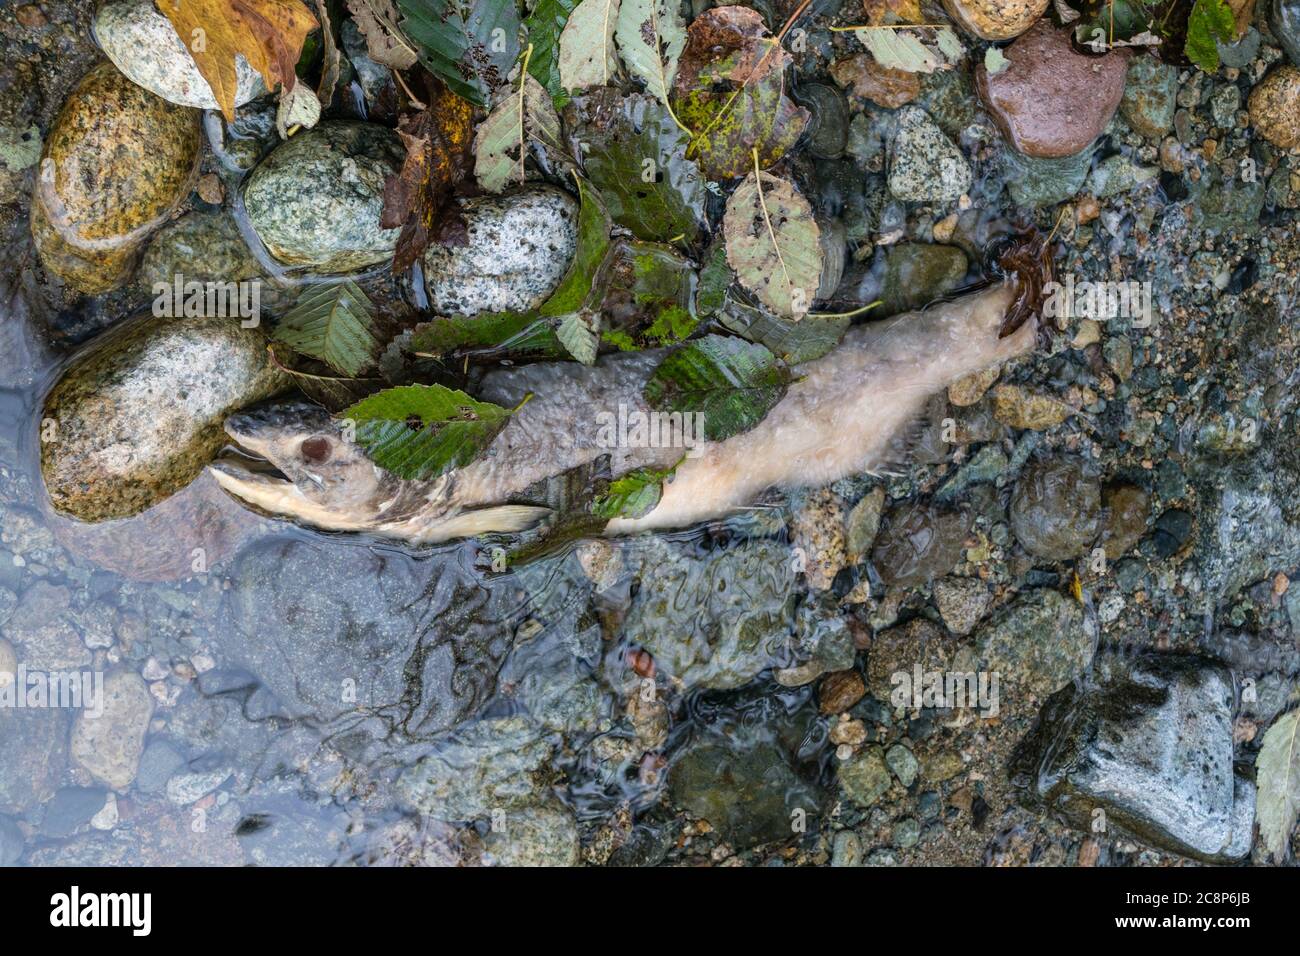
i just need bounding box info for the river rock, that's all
[481,799,581,866]
[668,724,824,848]
[1248,66,1300,150]
[1003,146,1093,207]
[41,313,287,522]
[975,20,1128,159]
[888,106,971,205]
[94,0,264,110]
[1009,457,1100,560]
[396,716,555,821]
[838,745,892,807]
[243,121,404,272]
[424,186,580,317]
[70,671,153,790]
[222,537,523,730]
[976,588,1090,700]
[871,500,973,588]
[1119,56,1177,139]
[878,243,968,316]
[1013,652,1254,863]
[30,61,200,293]
[619,538,796,690]
[1272,0,1300,67]
[0,708,68,813]
[942,0,1049,40]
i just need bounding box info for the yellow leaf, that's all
[159,0,318,120]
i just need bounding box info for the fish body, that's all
[208,283,1033,542]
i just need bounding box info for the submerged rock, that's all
[1014,652,1254,863]
[243,121,404,272]
[942,0,1048,41]
[30,61,200,293]
[94,0,264,110]
[1119,56,1177,139]
[976,589,1090,700]
[619,539,797,690]
[871,500,973,588]
[40,313,288,522]
[424,186,580,317]
[70,671,152,790]
[222,538,523,731]
[481,798,580,866]
[975,20,1128,159]
[1003,147,1093,208]
[888,106,971,205]
[1248,66,1300,150]
[668,720,824,848]
[1272,0,1300,67]
[1009,457,1100,560]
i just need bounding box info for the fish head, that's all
[208,399,394,531]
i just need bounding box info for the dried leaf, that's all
[556,311,600,364]
[855,25,963,73]
[345,0,418,69]
[473,73,565,193]
[159,0,319,120]
[1256,708,1300,862]
[275,77,321,137]
[723,169,823,319]
[312,0,341,103]
[381,75,475,273]
[860,0,924,25]
[829,53,919,108]
[614,0,686,115]
[558,0,621,92]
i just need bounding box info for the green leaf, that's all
[590,463,678,519]
[719,298,849,364]
[614,0,686,114]
[722,170,823,319]
[539,175,612,318]
[397,0,522,106]
[342,383,514,480]
[556,311,599,364]
[408,312,562,357]
[853,25,963,73]
[1256,707,1300,862]
[599,240,698,348]
[573,89,705,243]
[272,280,381,377]
[1185,0,1234,72]
[523,0,579,103]
[557,0,621,93]
[695,240,734,317]
[643,333,791,442]
[473,72,566,193]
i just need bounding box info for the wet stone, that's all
[39,786,106,839]
[243,121,405,273]
[838,745,892,807]
[1014,652,1254,863]
[975,20,1128,159]
[871,500,973,588]
[1248,66,1300,150]
[887,107,971,205]
[1009,457,1101,561]
[424,186,580,317]
[877,243,968,316]
[942,0,1049,41]
[481,799,581,867]
[932,576,993,636]
[1003,148,1094,208]
[1120,57,1178,139]
[976,589,1090,701]
[70,671,153,790]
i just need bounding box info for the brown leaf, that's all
[159,0,319,120]
[345,0,418,69]
[312,0,341,105]
[673,6,788,95]
[381,74,475,273]
[829,53,919,108]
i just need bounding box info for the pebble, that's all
[885,743,919,787]
[845,486,886,560]
[990,383,1074,430]
[70,671,153,790]
[838,746,892,807]
[976,588,1091,700]
[887,106,971,205]
[424,186,580,316]
[975,20,1128,159]
[948,366,1000,406]
[243,121,405,273]
[1101,484,1149,560]
[831,829,863,866]
[932,576,993,636]
[1248,66,1300,149]
[1120,56,1178,139]
[819,670,866,714]
[165,769,231,805]
[941,0,1049,41]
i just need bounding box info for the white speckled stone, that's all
[94,0,264,110]
[424,186,579,317]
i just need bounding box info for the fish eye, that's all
[300,436,332,464]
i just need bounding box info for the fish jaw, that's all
[207,458,376,533]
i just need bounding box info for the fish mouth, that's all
[207,452,371,533]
